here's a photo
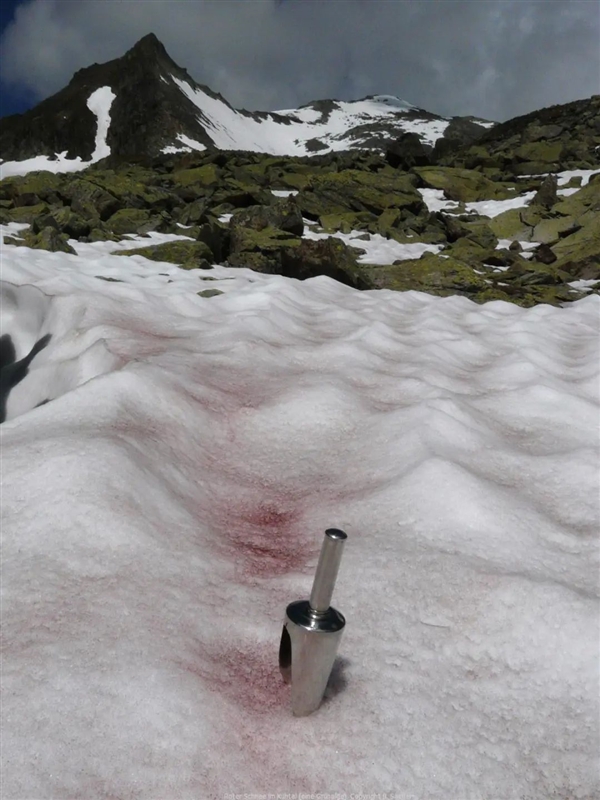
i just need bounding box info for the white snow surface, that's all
[417,188,538,218]
[161,133,207,155]
[1,223,599,799]
[465,193,537,218]
[173,77,450,155]
[86,87,117,162]
[418,188,460,213]
[0,87,116,179]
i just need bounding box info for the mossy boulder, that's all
[442,238,490,266]
[81,169,176,211]
[552,179,600,218]
[279,237,375,289]
[551,218,600,279]
[88,227,119,243]
[230,197,304,236]
[412,167,514,203]
[197,289,224,298]
[319,211,374,234]
[530,174,558,208]
[367,252,578,306]
[176,199,209,226]
[171,163,222,188]
[211,180,273,209]
[32,207,90,238]
[489,208,538,241]
[61,179,121,222]
[5,203,49,224]
[368,253,491,295]
[442,216,498,249]
[513,141,564,164]
[5,226,77,254]
[227,225,301,270]
[105,208,154,235]
[298,170,423,219]
[113,240,214,269]
[1,171,64,205]
[196,218,231,263]
[277,173,311,191]
[532,216,579,244]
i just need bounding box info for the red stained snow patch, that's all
[216,497,312,581]
[183,641,289,716]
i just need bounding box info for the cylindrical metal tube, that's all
[309,528,347,613]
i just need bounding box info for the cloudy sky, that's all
[0,0,598,122]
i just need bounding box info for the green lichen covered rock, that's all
[196,218,230,262]
[279,237,374,288]
[229,224,301,256]
[105,208,154,235]
[7,225,77,254]
[368,253,491,296]
[298,170,424,218]
[318,211,374,234]
[230,197,304,236]
[210,180,273,209]
[113,239,214,268]
[5,203,49,224]
[88,227,119,242]
[176,199,209,226]
[442,216,498,249]
[513,141,564,164]
[171,163,222,188]
[532,216,579,244]
[489,208,537,241]
[227,224,300,271]
[61,178,121,222]
[1,171,64,205]
[84,167,176,211]
[551,219,600,279]
[32,207,90,238]
[413,167,515,203]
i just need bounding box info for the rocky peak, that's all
[1,33,497,168]
[128,32,166,58]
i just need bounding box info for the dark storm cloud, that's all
[0,0,598,121]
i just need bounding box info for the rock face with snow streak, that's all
[0,33,493,165]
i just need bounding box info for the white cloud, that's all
[0,0,598,121]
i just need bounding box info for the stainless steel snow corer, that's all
[279,528,347,716]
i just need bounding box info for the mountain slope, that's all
[0,33,493,173]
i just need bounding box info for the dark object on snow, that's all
[0,333,52,423]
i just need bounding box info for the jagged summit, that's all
[0,33,493,173]
[128,32,166,55]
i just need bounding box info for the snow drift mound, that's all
[0,281,122,421]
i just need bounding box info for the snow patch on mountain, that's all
[170,76,451,156]
[87,86,116,161]
[161,133,207,155]
[0,87,116,179]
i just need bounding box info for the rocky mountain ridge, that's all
[0,33,493,167]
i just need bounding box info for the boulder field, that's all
[2,143,598,307]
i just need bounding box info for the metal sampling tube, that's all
[309,528,348,614]
[279,528,348,716]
